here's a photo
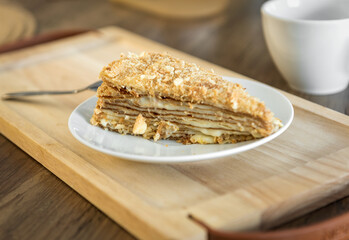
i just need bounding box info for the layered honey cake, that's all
[90,52,282,144]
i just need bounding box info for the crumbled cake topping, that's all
[153,121,179,141]
[99,52,274,122]
[132,114,147,134]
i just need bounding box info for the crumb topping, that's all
[153,121,179,141]
[132,114,147,134]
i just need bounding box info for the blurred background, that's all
[0,0,348,113]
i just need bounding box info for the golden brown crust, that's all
[99,52,274,123]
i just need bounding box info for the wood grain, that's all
[1,0,348,240]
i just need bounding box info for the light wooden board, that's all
[0,27,349,240]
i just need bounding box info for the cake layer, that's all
[90,110,254,144]
[96,82,281,136]
[97,102,265,137]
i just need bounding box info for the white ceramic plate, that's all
[68,76,294,163]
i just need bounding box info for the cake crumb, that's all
[133,114,147,134]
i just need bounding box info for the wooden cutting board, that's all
[1,27,349,240]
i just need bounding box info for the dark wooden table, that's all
[1,0,349,239]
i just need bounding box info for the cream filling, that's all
[138,96,212,111]
[198,129,225,137]
[100,119,126,130]
[190,134,215,144]
[101,105,256,136]
[98,96,272,138]
[99,109,256,138]
[104,98,261,126]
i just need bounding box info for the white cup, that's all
[261,0,349,95]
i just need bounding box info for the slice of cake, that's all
[90,52,282,144]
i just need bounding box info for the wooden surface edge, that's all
[0,30,114,71]
[260,146,349,229]
[188,147,349,232]
[281,93,349,126]
[0,103,206,240]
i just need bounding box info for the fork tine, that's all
[88,80,103,91]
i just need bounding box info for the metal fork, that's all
[1,80,103,100]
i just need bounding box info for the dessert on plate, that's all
[90,52,282,144]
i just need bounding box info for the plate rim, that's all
[68,77,294,163]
